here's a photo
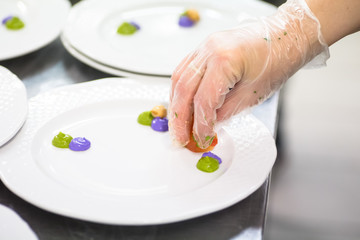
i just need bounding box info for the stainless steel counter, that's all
[0,2,279,237]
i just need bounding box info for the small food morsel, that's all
[69,137,91,151]
[129,21,140,30]
[179,9,200,28]
[2,16,25,30]
[186,9,200,22]
[196,155,219,173]
[2,16,13,25]
[117,21,140,35]
[178,16,195,27]
[138,106,169,132]
[151,117,169,132]
[137,111,154,126]
[201,151,222,164]
[52,132,73,148]
[186,134,218,153]
[151,105,167,118]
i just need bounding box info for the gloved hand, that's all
[169,0,329,149]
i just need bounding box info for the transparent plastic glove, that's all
[169,0,329,149]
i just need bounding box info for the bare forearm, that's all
[305,0,360,45]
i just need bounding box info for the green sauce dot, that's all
[52,132,73,148]
[137,111,154,126]
[117,22,137,35]
[5,17,25,30]
[196,156,219,173]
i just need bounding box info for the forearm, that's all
[305,0,360,45]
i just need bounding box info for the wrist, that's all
[266,0,329,73]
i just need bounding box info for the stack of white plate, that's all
[61,0,276,80]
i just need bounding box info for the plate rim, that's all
[61,34,171,79]
[0,0,71,61]
[62,0,276,76]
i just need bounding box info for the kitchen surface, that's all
[265,31,360,240]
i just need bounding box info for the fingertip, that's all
[192,112,216,149]
[169,124,190,148]
[192,129,216,149]
[171,136,189,148]
[191,65,230,149]
[168,108,191,147]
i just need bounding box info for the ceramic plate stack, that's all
[0,0,70,60]
[61,0,276,79]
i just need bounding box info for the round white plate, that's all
[0,0,70,61]
[63,0,276,76]
[0,78,276,225]
[61,34,169,80]
[0,205,38,240]
[0,66,27,147]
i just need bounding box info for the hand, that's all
[169,0,329,149]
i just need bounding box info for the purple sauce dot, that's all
[69,137,91,151]
[2,16,13,25]
[202,151,222,164]
[151,117,168,132]
[178,16,194,27]
[129,21,140,30]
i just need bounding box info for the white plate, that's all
[61,34,169,80]
[0,0,70,60]
[0,66,27,147]
[0,205,38,240]
[0,78,276,225]
[63,0,276,76]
